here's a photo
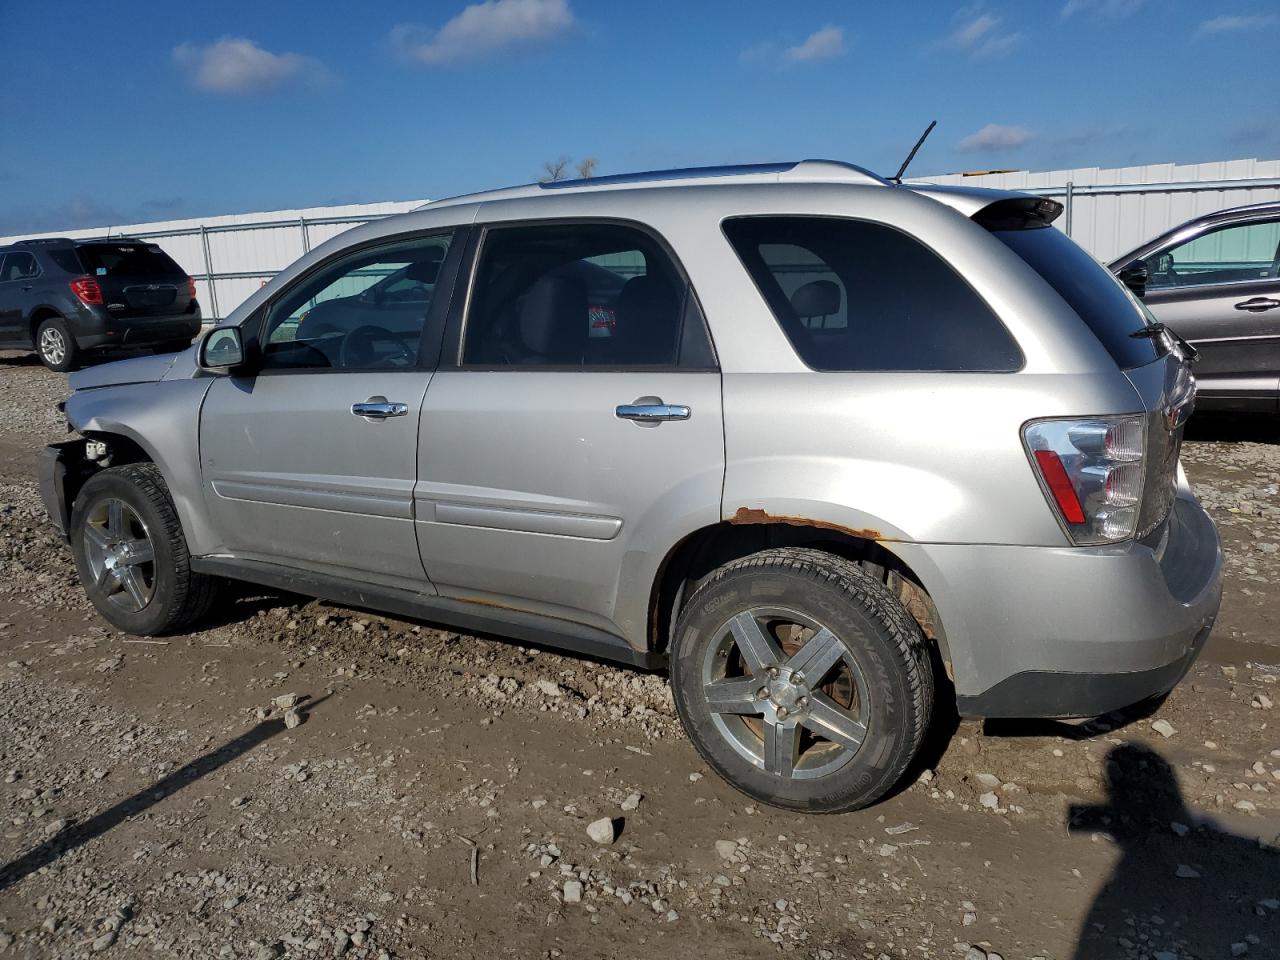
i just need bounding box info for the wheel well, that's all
[61,434,156,520]
[29,308,62,340]
[649,521,951,676]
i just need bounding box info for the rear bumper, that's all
[901,489,1223,719]
[76,310,202,349]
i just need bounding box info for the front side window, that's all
[1144,219,1280,289]
[1,252,38,282]
[259,232,452,372]
[724,216,1021,372]
[462,222,713,368]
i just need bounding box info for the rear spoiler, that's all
[971,197,1064,231]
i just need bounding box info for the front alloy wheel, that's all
[81,497,157,612]
[70,463,218,635]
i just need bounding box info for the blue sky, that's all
[2,0,1277,233]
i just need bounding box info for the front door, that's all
[0,252,36,344]
[200,230,460,590]
[415,221,724,642]
[1141,216,1280,410]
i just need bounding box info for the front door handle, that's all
[1235,297,1280,312]
[351,396,408,420]
[616,399,691,424]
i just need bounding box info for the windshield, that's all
[992,226,1161,369]
[77,243,184,278]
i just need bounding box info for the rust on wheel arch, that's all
[728,506,890,542]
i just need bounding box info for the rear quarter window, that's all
[723,216,1022,372]
[46,249,84,274]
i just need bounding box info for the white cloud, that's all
[958,123,1034,152]
[945,12,1022,59]
[742,25,848,67]
[173,37,329,94]
[1060,0,1145,19]
[784,26,847,63]
[1196,14,1277,35]
[391,0,574,66]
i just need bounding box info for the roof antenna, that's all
[889,120,937,184]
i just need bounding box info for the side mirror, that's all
[199,326,245,372]
[1118,260,1149,299]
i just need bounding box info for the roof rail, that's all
[12,237,75,246]
[539,158,887,192]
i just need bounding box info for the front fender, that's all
[66,378,217,554]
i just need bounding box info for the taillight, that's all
[1024,416,1146,544]
[186,276,197,299]
[69,277,103,305]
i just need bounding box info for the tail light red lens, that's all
[1031,450,1086,524]
[186,276,197,299]
[1024,416,1147,544]
[69,277,103,305]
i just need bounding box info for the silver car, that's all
[38,161,1222,812]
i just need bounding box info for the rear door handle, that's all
[615,400,691,423]
[1234,297,1280,312]
[351,396,408,420]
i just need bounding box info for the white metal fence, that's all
[915,158,1280,263]
[3,158,1278,321]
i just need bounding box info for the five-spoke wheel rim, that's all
[39,327,66,366]
[82,498,157,612]
[700,606,870,780]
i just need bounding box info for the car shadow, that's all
[1066,743,1280,959]
[981,694,1166,741]
[1184,411,1280,445]
[0,694,329,895]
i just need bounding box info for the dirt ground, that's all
[0,349,1277,960]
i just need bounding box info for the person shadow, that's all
[1067,743,1280,959]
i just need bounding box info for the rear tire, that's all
[70,463,218,635]
[35,316,79,372]
[670,548,934,813]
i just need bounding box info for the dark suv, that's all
[0,238,201,371]
[1111,201,1280,413]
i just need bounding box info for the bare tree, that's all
[538,156,570,182]
[576,157,598,179]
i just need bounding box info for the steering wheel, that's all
[339,325,413,368]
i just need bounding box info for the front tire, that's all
[35,316,79,372]
[670,548,934,813]
[70,463,218,635]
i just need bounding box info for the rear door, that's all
[76,242,192,318]
[414,220,723,642]
[199,229,463,590]
[1138,217,1280,410]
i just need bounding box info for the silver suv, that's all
[38,161,1223,812]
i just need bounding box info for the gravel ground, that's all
[0,350,1278,960]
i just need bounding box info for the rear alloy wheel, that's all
[671,548,934,812]
[36,316,79,372]
[70,463,218,635]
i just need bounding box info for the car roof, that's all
[414,159,1028,219]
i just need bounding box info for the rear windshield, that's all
[76,243,183,278]
[990,226,1159,369]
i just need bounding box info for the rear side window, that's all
[992,226,1157,369]
[723,216,1021,372]
[462,222,715,369]
[77,243,183,278]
